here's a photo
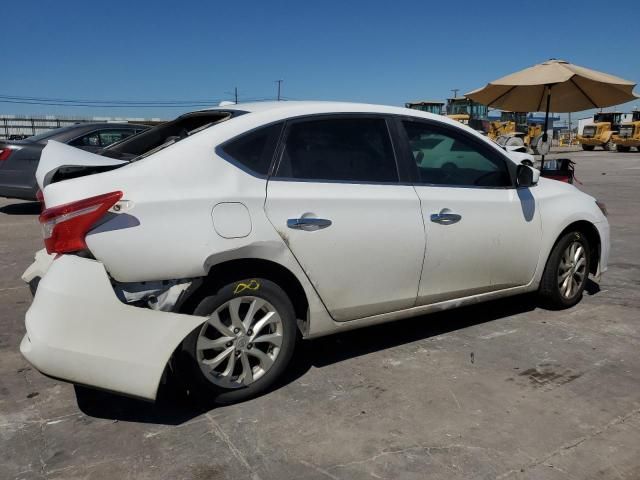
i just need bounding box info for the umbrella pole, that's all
[540,87,551,172]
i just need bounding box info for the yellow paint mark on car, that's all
[234,280,260,294]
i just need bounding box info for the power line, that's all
[0,93,219,106]
[0,99,217,108]
[0,92,287,109]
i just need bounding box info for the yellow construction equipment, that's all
[487,111,544,152]
[404,101,444,115]
[577,112,623,151]
[445,97,489,132]
[611,111,640,152]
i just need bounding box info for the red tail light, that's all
[0,147,14,161]
[39,191,123,254]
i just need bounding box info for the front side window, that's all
[403,121,511,187]
[275,117,398,183]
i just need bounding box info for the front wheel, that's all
[616,145,631,152]
[539,231,590,309]
[181,278,298,405]
[581,144,595,151]
[604,140,616,151]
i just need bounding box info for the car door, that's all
[265,115,425,321]
[397,118,542,305]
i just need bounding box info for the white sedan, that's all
[21,101,609,404]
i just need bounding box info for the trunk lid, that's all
[36,140,127,190]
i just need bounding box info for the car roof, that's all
[195,100,467,128]
[200,100,413,114]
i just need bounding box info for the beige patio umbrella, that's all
[466,59,638,167]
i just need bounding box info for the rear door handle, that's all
[287,218,332,231]
[430,212,461,225]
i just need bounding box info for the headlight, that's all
[595,200,608,217]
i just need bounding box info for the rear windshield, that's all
[101,110,239,161]
[24,125,82,142]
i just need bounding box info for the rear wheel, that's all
[539,231,590,309]
[604,140,616,151]
[581,144,595,151]
[616,145,631,152]
[181,278,297,405]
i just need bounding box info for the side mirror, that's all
[516,164,539,187]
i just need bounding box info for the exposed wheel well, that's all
[557,221,601,275]
[179,258,309,328]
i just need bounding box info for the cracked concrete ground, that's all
[1,149,639,479]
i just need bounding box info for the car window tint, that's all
[99,129,135,147]
[221,123,282,175]
[402,121,511,187]
[276,117,398,183]
[69,132,100,147]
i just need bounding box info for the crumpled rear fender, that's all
[21,255,207,400]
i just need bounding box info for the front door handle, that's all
[430,211,461,225]
[287,217,332,231]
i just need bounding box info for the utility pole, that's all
[234,87,238,104]
[276,80,283,101]
[568,111,572,144]
[451,88,460,98]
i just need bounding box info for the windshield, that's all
[469,103,488,119]
[500,112,515,122]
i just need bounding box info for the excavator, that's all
[611,111,640,152]
[488,111,544,153]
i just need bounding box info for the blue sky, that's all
[2,0,639,121]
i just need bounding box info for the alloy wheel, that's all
[557,241,587,299]
[196,296,283,389]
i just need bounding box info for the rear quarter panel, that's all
[40,115,334,333]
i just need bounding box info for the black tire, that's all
[180,278,297,405]
[539,231,590,309]
[616,145,630,152]
[581,144,595,151]
[604,140,615,151]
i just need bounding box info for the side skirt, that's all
[304,284,536,339]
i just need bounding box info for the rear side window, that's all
[220,123,283,176]
[275,117,398,183]
[402,121,512,187]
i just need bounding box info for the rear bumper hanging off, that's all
[20,255,206,400]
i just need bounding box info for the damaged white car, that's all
[21,101,609,404]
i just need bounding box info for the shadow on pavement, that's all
[584,279,601,295]
[0,201,40,215]
[305,293,539,368]
[74,384,210,426]
[75,292,545,425]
